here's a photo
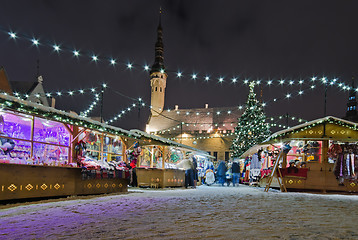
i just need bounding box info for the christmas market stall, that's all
[130,130,213,188]
[238,144,271,185]
[256,116,358,193]
[0,93,140,201]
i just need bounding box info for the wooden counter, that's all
[136,168,185,188]
[259,162,358,192]
[0,163,128,201]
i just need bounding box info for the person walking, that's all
[231,160,241,187]
[226,163,232,186]
[192,156,198,188]
[177,157,195,188]
[216,160,227,186]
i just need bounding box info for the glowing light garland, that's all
[80,92,101,117]
[104,99,146,124]
[13,86,101,99]
[1,26,355,92]
[155,114,307,139]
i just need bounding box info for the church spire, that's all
[151,8,165,74]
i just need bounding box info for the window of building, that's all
[207,151,211,155]
[201,130,207,134]
[225,151,230,161]
[160,87,162,92]
[213,151,218,161]
[194,130,200,134]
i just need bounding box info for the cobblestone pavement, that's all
[1,185,358,240]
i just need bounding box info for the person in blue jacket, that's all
[216,161,227,186]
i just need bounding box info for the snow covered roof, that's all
[240,144,271,159]
[263,116,358,143]
[0,93,139,139]
[130,129,214,158]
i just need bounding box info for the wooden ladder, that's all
[264,151,287,192]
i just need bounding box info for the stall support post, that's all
[121,138,128,163]
[30,116,35,158]
[100,133,104,161]
[282,153,287,168]
[322,140,328,164]
[162,147,167,169]
[150,146,154,168]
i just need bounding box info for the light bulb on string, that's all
[31,38,39,46]
[53,44,61,52]
[91,55,98,62]
[110,59,116,66]
[8,31,17,39]
[73,50,80,57]
[126,63,133,69]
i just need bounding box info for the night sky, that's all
[0,0,357,131]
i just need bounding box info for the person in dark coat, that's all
[231,160,241,186]
[192,156,198,188]
[216,161,227,186]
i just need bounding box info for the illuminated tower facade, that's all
[150,10,167,117]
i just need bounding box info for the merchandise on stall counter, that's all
[329,143,358,184]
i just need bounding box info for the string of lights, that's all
[104,99,146,124]
[80,92,101,117]
[13,86,102,99]
[156,114,307,135]
[166,121,292,141]
[1,26,356,92]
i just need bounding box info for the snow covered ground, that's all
[1,185,358,239]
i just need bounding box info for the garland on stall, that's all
[0,94,138,139]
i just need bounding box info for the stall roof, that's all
[263,116,358,143]
[130,129,215,159]
[240,144,271,159]
[0,93,140,139]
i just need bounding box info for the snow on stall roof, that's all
[0,93,139,138]
[130,129,214,158]
[264,115,358,143]
[240,144,271,158]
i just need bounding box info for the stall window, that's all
[153,147,163,168]
[1,111,32,140]
[33,143,69,166]
[0,112,33,163]
[164,147,184,168]
[34,118,70,146]
[102,135,123,162]
[305,141,322,162]
[84,131,101,153]
[140,147,152,167]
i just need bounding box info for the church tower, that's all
[345,76,358,121]
[150,9,167,117]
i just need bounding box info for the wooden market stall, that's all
[130,129,213,188]
[256,116,358,193]
[0,93,140,201]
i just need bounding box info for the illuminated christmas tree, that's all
[231,82,271,158]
